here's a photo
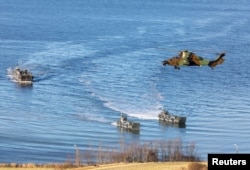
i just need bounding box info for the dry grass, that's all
[187,162,207,170]
[0,162,76,170]
[73,162,207,170]
[0,168,53,170]
[0,162,207,170]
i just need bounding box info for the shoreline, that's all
[0,162,208,170]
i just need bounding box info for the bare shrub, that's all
[97,146,105,164]
[126,142,141,162]
[110,150,126,163]
[75,147,81,166]
[188,162,207,170]
[82,148,95,165]
[157,138,200,162]
[146,149,158,162]
[172,138,183,161]
[66,138,200,165]
[158,140,168,161]
[95,139,199,163]
[184,142,200,161]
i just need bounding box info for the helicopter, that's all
[162,50,225,70]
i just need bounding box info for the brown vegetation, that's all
[188,162,207,170]
[79,138,200,166]
[0,162,76,170]
[0,162,208,170]
[0,138,202,170]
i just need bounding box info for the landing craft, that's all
[162,50,225,69]
[12,67,34,85]
[116,113,140,131]
[158,109,186,126]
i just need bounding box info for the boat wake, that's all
[104,101,161,120]
[111,122,117,126]
[79,72,163,120]
[6,67,17,83]
[77,113,109,123]
[6,67,13,77]
[78,81,162,120]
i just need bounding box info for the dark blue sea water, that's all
[1,0,250,163]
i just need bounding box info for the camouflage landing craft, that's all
[162,50,225,69]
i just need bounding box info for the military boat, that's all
[117,113,140,131]
[13,68,33,85]
[158,110,186,125]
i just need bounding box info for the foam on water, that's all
[103,101,161,120]
[111,122,117,126]
[6,67,19,84]
[24,41,97,66]
[79,47,165,120]
[77,112,109,123]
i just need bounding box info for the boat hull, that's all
[116,114,140,131]
[158,110,186,125]
[117,120,140,131]
[13,68,33,85]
